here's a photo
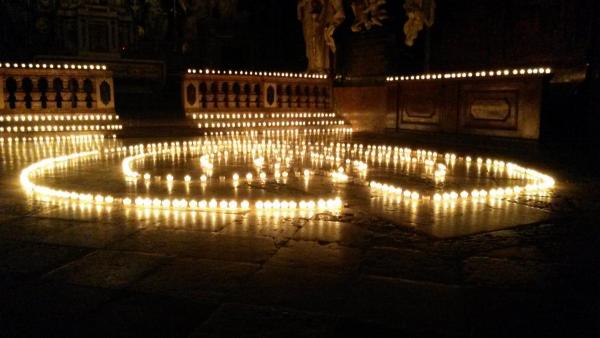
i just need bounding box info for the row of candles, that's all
[198,120,345,129]
[0,114,119,122]
[21,147,343,212]
[189,112,336,120]
[1,124,122,133]
[1,62,107,71]
[203,127,353,136]
[186,68,328,79]
[386,67,552,82]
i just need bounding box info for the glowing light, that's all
[17,136,555,215]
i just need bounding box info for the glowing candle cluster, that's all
[366,150,554,202]
[19,133,556,219]
[21,137,351,212]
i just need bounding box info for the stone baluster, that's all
[249,84,259,108]
[307,88,316,109]
[274,85,282,108]
[322,88,330,109]
[198,82,207,109]
[21,77,33,110]
[299,87,308,108]
[239,83,249,108]
[283,85,292,108]
[206,82,217,108]
[31,89,42,110]
[290,86,299,108]
[225,84,233,108]
[14,76,25,110]
[216,82,227,109]
[52,78,63,109]
[78,78,87,109]
[280,93,289,108]
[312,87,321,109]
[82,79,95,109]
[64,77,75,109]
[230,89,238,108]
[0,74,8,109]
[37,78,49,109]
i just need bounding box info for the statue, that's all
[350,0,388,32]
[403,0,435,46]
[298,0,345,74]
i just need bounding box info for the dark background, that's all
[1,0,599,142]
[2,0,596,75]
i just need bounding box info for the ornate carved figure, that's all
[350,0,388,32]
[403,0,435,46]
[298,0,345,74]
[326,0,346,54]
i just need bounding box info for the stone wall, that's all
[333,86,394,132]
[392,76,544,139]
[336,69,547,139]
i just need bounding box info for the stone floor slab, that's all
[44,250,170,289]
[265,240,362,274]
[130,257,259,302]
[293,220,372,246]
[463,256,561,289]
[363,246,461,284]
[343,275,466,335]
[0,216,79,243]
[190,302,338,338]
[231,265,350,312]
[220,212,301,243]
[76,293,218,338]
[43,220,142,249]
[111,229,278,263]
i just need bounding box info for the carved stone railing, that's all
[0,62,115,113]
[0,62,120,136]
[182,69,332,115]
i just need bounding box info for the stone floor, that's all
[0,133,598,337]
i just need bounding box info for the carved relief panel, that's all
[95,77,115,110]
[460,90,518,130]
[388,77,543,139]
[458,80,540,139]
[263,83,278,109]
[398,82,443,131]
